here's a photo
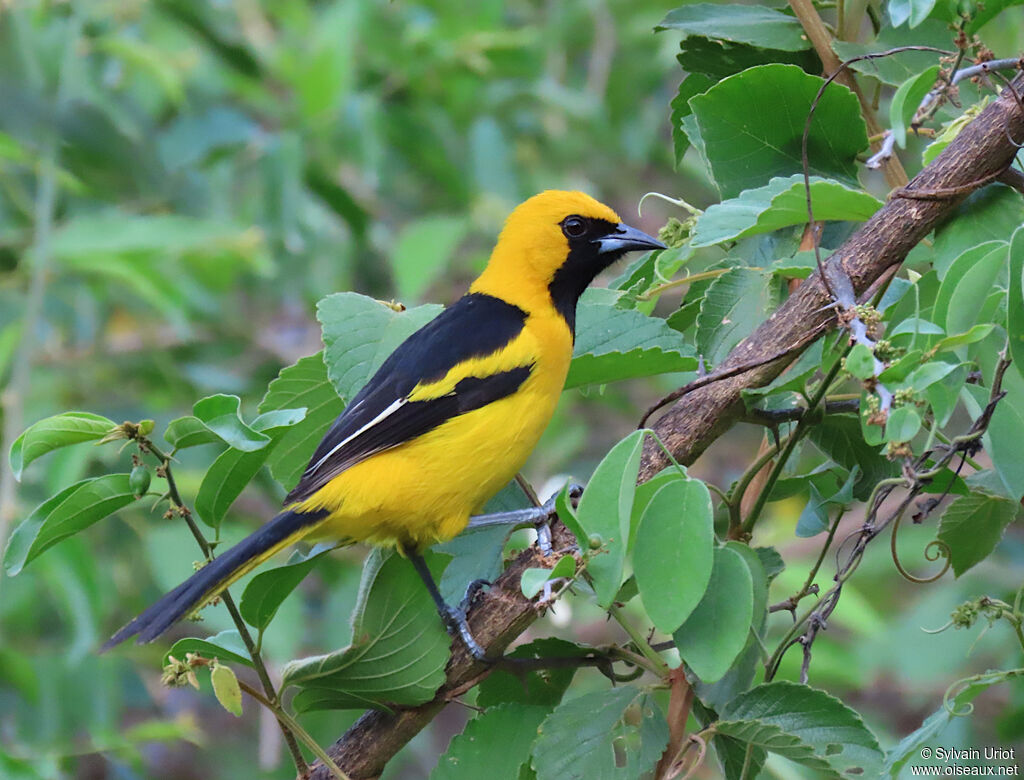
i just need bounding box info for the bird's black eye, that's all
[561,216,587,239]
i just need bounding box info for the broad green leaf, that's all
[930,324,995,354]
[934,186,1023,275]
[191,395,270,452]
[282,549,449,711]
[478,638,589,708]
[164,416,223,450]
[167,630,254,668]
[670,73,715,165]
[436,479,532,604]
[391,216,469,302]
[885,406,922,443]
[9,412,115,481]
[889,0,938,27]
[674,546,753,682]
[890,66,940,147]
[831,20,954,86]
[905,360,960,392]
[194,408,307,529]
[676,36,820,82]
[656,4,811,51]
[210,663,243,717]
[1008,227,1024,380]
[433,702,549,780]
[691,176,880,248]
[845,342,877,380]
[809,415,897,500]
[5,475,135,576]
[317,292,443,401]
[933,243,1006,338]
[696,268,779,366]
[568,289,697,388]
[240,546,332,630]
[937,490,1018,576]
[884,670,1024,776]
[689,65,867,198]
[258,353,347,491]
[634,479,714,633]
[575,430,647,607]
[878,349,924,384]
[532,688,667,780]
[717,681,883,777]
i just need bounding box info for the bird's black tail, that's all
[102,508,327,650]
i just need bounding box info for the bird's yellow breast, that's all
[300,307,573,549]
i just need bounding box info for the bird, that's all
[103,190,666,660]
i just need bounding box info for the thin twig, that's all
[141,438,311,778]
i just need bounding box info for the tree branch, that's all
[310,71,1024,778]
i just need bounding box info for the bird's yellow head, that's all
[471,190,665,329]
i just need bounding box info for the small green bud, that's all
[588,534,603,550]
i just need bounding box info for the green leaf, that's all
[689,64,867,198]
[656,4,811,51]
[634,478,714,634]
[716,681,883,777]
[282,549,449,711]
[676,36,820,82]
[905,360,960,392]
[885,406,922,443]
[193,408,307,529]
[691,176,880,248]
[210,663,243,717]
[933,242,1006,338]
[478,637,588,708]
[670,74,715,166]
[258,353,347,492]
[4,475,135,576]
[674,546,753,682]
[568,289,697,388]
[433,702,550,780]
[191,394,270,452]
[845,342,877,380]
[317,292,443,402]
[884,670,1024,776]
[696,268,779,366]
[240,546,332,630]
[163,416,222,450]
[1010,227,1024,383]
[532,688,667,780]
[962,374,1024,502]
[890,66,940,147]
[808,415,897,500]
[391,216,469,302]
[937,490,1018,576]
[889,0,938,27]
[831,20,954,86]
[9,412,116,481]
[930,323,996,354]
[166,630,254,668]
[520,555,575,599]
[934,186,1023,275]
[575,430,647,607]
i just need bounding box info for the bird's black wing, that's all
[284,293,532,504]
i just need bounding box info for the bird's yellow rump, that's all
[105,190,665,658]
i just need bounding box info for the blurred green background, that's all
[1,1,1022,779]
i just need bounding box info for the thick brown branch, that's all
[311,71,1024,779]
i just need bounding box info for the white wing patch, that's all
[304,397,408,478]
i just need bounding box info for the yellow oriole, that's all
[104,190,665,659]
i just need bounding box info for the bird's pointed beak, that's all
[592,222,667,255]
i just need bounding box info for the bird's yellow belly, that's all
[300,358,566,550]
